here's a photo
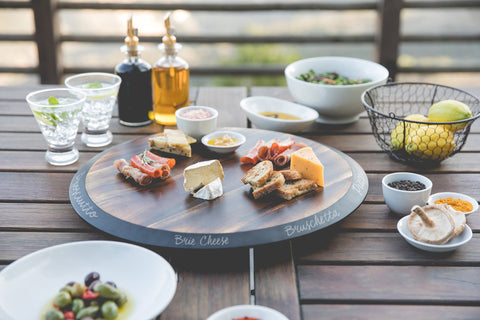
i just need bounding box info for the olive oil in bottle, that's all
[151,12,189,125]
[115,14,152,126]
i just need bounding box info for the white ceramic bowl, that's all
[428,192,478,216]
[0,241,177,320]
[201,130,246,154]
[207,304,289,320]
[240,96,319,133]
[175,106,218,140]
[397,216,472,252]
[285,56,389,124]
[382,172,433,215]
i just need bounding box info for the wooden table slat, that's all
[298,265,480,302]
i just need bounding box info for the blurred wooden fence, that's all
[1,0,480,84]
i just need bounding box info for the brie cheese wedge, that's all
[193,177,223,200]
[183,159,224,193]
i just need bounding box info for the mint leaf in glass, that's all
[48,96,60,105]
[87,81,103,88]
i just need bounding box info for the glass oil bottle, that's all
[115,14,152,126]
[151,12,189,125]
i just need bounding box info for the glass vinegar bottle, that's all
[115,15,152,126]
[151,12,189,125]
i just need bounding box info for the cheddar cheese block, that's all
[149,129,196,157]
[290,147,324,187]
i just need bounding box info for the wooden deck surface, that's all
[0,85,479,320]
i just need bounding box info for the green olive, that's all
[101,301,119,319]
[72,298,85,314]
[93,283,120,300]
[59,285,73,295]
[116,291,128,307]
[70,282,86,297]
[54,291,72,308]
[75,305,99,319]
[45,309,65,320]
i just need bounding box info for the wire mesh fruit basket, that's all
[361,82,480,166]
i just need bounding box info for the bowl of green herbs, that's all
[285,56,389,124]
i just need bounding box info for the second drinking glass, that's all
[65,72,121,147]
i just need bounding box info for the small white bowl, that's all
[201,130,246,154]
[428,192,478,216]
[285,56,389,124]
[175,106,218,140]
[382,172,433,215]
[240,96,318,133]
[207,304,289,320]
[397,216,472,252]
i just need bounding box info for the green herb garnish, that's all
[87,81,103,88]
[48,96,59,105]
[32,109,80,127]
[140,150,154,165]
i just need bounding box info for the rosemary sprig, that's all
[140,150,154,165]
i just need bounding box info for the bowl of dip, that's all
[240,96,318,133]
[201,130,246,154]
[176,106,218,140]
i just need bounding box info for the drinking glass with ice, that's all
[26,88,86,166]
[65,72,121,147]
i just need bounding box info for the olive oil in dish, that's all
[115,14,152,127]
[259,111,301,120]
[151,12,189,125]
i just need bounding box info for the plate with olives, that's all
[0,241,177,320]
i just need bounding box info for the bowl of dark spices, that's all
[382,172,432,215]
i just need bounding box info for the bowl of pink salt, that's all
[175,106,218,140]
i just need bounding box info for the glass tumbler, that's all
[65,72,121,147]
[26,88,86,166]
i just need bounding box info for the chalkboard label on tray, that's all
[70,173,99,219]
[284,209,340,237]
[174,234,230,247]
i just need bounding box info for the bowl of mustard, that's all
[240,96,318,133]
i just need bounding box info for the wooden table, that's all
[1,85,479,320]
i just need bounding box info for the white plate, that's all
[207,304,289,320]
[397,216,472,252]
[0,241,177,320]
[201,130,246,154]
[240,96,318,133]
[427,192,478,216]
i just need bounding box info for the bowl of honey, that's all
[240,96,318,133]
[201,130,246,154]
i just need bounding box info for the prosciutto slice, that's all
[114,159,153,186]
[240,139,265,164]
[273,142,308,167]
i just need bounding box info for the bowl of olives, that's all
[0,241,177,320]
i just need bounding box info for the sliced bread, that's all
[241,160,273,187]
[276,179,318,200]
[251,171,285,199]
[279,169,302,181]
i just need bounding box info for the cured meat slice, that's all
[240,139,265,164]
[114,159,153,186]
[273,142,308,167]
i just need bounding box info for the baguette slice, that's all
[241,160,273,187]
[276,178,318,200]
[251,171,285,199]
[279,169,302,181]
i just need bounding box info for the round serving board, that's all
[70,128,368,249]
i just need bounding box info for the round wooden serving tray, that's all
[70,128,368,249]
